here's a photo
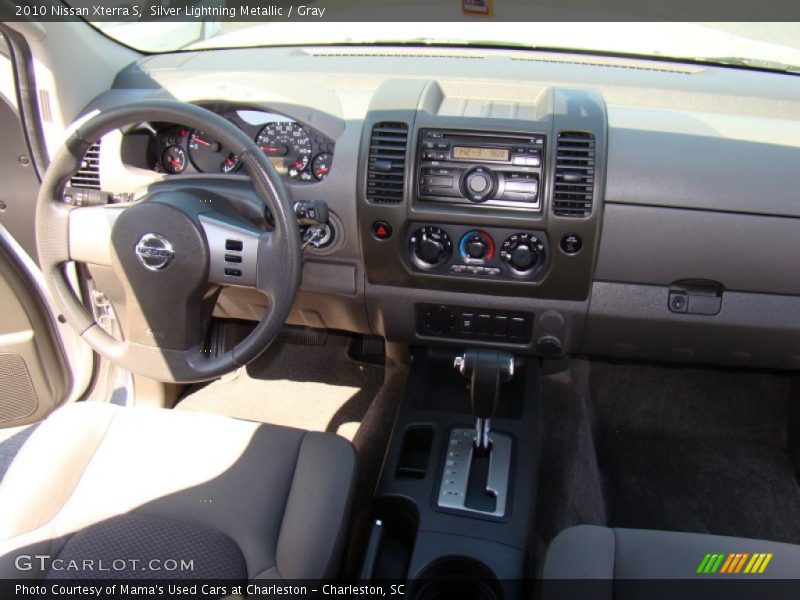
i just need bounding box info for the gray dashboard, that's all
[81,45,800,371]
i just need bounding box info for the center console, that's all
[355,81,607,595]
[359,348,540,598]
[358,80,607,356]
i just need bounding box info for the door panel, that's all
[0,30,76,427]
[0,231,70,426]
[0,34,40,263]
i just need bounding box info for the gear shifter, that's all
[438,349,516,517]
[453,349,515,451]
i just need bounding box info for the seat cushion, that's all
[544,525,800,579]
[0,402,356,580]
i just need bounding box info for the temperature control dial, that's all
[409,226,452,268]
[459,230,495,262]
[500,233,544,275]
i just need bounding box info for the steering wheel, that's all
[36,101,302,383]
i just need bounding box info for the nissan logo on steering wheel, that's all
[135,233,175,271]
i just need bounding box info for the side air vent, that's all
[70,141,101,190]
[552,132,595,218]
[366,122,408,204]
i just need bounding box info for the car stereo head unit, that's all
[417,129,545,210]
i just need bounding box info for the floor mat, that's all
[534,359,800,563]
[591,362,800,544]
[177,332,385,440]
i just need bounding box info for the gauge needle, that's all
[261,146,278,152]
[192,136,212,147]
[169,159,182,168]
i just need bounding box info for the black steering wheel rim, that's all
[36,100,302,383]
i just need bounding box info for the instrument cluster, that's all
[148,108,335,182]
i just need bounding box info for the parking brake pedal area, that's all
[438,427,512,518]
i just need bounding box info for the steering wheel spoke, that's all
[198,212,264,288]
[68,205,125,267]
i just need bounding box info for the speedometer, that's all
[255,122,312,179]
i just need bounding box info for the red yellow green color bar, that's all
[697,552,773,574]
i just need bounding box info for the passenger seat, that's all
[543,525,800,579]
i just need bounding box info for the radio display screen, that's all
[452,146,510,161]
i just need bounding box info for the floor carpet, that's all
[177,332,386,440]
[534,359,800,564]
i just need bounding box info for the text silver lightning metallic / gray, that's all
[134,233,175,271]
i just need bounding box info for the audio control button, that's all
[468,174,489,194]
[423,175,453,188]
[462,167,497,202]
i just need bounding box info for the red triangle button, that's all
[372,221,392,240]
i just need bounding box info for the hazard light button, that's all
[372,221,393,240]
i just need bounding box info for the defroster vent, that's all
[366,122,408,204]
[70,141,101,190]
[553,132,595,217]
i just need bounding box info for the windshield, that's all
[90,20,800,72]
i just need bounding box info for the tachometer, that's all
[255,122,312,179]
[188,130,241,173]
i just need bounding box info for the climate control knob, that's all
[462,167,496,203]
[466,238,487,259]
[458,230,495,262]
[409,226,452,268]
[500,233,544,275]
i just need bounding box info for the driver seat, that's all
[0,402,356,580]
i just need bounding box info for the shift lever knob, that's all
[454,349,515,449]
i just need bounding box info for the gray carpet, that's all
[534,359,800,564]
[177,332,386,440]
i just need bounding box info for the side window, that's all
[0,32,41,262]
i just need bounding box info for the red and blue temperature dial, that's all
[459,230,495,262]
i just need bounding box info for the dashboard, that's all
[74,45,800,372]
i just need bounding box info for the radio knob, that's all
[410,226,452,268]
[463,167,496,202]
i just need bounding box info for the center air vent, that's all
[552,132,595,218]
[366,122,408,204]
[70,141,101,190]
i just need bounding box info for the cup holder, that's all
[412,556,503,600]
